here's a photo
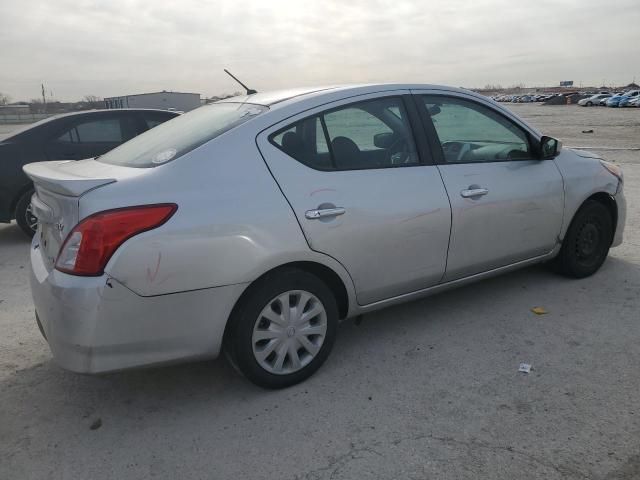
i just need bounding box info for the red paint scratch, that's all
[399,208,441,223]
[309,188,337,197]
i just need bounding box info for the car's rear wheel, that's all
[15,188,37,238]
[553,200,613,278]
[224,268,338,389]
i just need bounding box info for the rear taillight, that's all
[55,204,177,276]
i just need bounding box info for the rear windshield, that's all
[97,102,267,168]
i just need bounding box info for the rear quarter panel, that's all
[86,127,356,301]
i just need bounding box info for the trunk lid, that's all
[23,158,144,271]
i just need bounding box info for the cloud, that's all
[1,0,638,101]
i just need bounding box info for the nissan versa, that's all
[24,84,626,388]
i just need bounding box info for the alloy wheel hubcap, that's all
[252,290,327,375]
[576,221,601,258]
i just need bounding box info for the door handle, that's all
[460,188,489,198]
[305,207,346,219]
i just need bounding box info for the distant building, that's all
[0,104,30,115]
[104,91,201,112]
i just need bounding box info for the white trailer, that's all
[104,91,200,112]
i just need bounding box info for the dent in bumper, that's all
[30,245,248,373]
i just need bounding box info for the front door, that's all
[415,93,564,280]
[257,93,452,305]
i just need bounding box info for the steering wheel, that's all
[456,142,471,162]
[441,141,471,162]
[387,136,410,165]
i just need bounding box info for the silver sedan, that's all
[24,84,626,388]
[578,93,612,106]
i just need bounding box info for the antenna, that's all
[224,69,257,95]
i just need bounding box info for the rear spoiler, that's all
[23,160,116,197]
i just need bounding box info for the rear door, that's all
[45,113,137,160]
[414,91,564,280]
[257,92,452,305]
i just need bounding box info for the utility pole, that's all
[41,83,46,113]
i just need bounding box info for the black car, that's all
[0,109,179,236]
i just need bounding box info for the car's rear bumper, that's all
[29,241,247,373]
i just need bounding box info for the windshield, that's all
[97,102,267,168]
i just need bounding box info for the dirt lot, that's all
[1,104,639,479]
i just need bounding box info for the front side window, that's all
[98,103,267,168]
[271,97,419,171]
[422,96,531,163]
[143,112,176,130]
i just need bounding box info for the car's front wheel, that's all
[15,188,37,238]
[224,268,338,389]
[586,101,593,106]
[553,200,613,278]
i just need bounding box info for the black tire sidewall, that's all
[15,188,36,238]
[559,200,613,278]
[227,268,338,389]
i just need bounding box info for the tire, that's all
[15,188,37,238]
[553,200,613,278]
[224,268,338,389]
[586,101,593,106]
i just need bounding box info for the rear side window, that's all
[270,97,419,170]
[77,119,123,142]
[57,118,123,143]
[97,103,267,168]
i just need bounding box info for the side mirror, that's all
[540,136,562,159]
[373,132,395,149]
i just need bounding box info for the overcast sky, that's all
[1,0,639,102]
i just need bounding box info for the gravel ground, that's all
[1,105,639,479]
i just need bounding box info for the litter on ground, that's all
[518,363,532,374]
[531,306,548,315]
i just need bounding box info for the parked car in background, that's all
[600,95,616,106]
[606,92,631,107]
[578,94,612,106]
[0,109,179,236]
[23,84,626,388]
[618,90,640,107]
[628,97,640,107]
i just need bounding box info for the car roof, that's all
[215,83,543,141]
[216,83,481,109]
[44,108,180,119]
